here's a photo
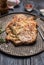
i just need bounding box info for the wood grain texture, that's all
[31,52,44,65]
[0,52,30,65]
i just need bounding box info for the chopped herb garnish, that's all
[0,29,5,34]
[0,38,6,43]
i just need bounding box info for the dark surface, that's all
[0,0,44,65]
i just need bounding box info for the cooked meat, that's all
[6,14,37,46]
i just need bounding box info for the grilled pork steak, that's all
[6,14,37,46]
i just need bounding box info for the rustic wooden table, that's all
[0,0,44,65]
[0,52,44,65]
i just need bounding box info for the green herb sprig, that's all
[0,29,5,34]
[0,38,6,43]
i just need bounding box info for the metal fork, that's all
[38,25,44,40]
[36,17,44,40]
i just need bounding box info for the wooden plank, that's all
[0,53,18,65]
[16,58,31,65]
[0,52,30,65]
[31,52,44,65]
[26,58,31,65]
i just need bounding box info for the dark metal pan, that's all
[0,12,44,57]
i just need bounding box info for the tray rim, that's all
[0,12,37,18]
[0,48,44,57]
